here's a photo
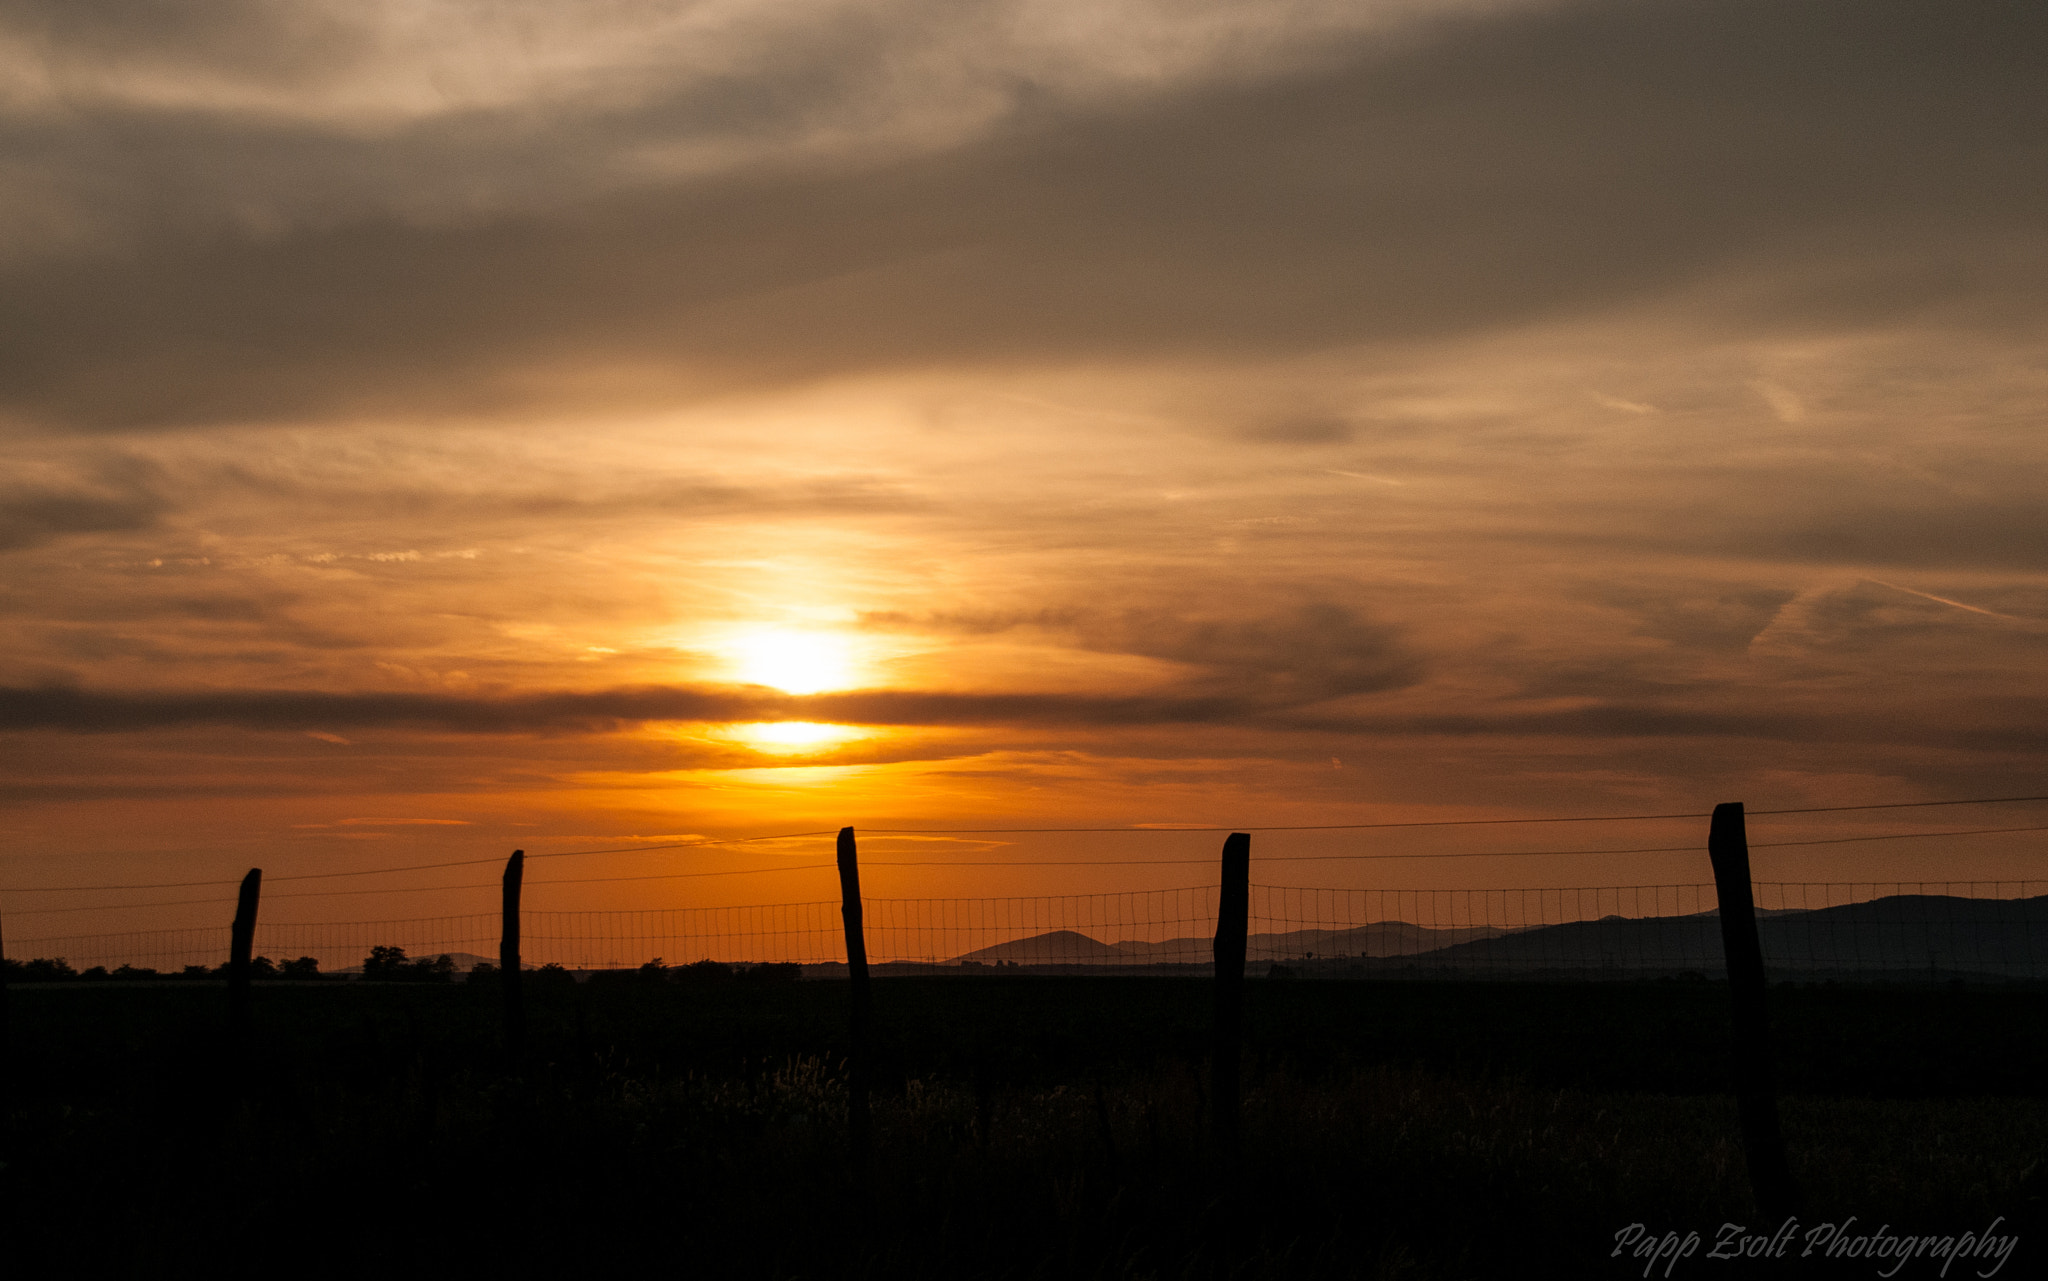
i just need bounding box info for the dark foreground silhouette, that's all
[4,979,2043,1278]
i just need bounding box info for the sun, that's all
[727,628,858,694]
[722,721,869,755]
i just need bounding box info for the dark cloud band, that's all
[0,681,1370,735]
[4,0,2043,430]
[7,684,2043,759]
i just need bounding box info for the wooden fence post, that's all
[228,868,262,1040]
[502,850,524,1062]
[1,896,10,1082]
[836,826,872,1163]
[1707,802,1799,1217]
[1213,831,1250,1165]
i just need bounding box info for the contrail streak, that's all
[1864,579,2021,621]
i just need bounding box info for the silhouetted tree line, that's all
[2,955,323,982]
[461,957,800,984]
[359,945,457,982]
[466,960,575,985]
[585,957,803,986]
[5,949,803,984]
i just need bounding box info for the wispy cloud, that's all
[1864,579,2025,623]
[1750,380,1807,425]
[1590,392,1656,415]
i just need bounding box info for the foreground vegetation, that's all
[4,979,2044,1277]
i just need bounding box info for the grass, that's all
[4,979,2044,1278]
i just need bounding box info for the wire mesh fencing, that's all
[5,925,235,975]
[858,886,1220,970]
[7,914,502,975]
[525,900,842,970]
[1250,883,1720,970]
[1749,881,2048,981]
[9,880,2048,981]
[1250,881,2048,980]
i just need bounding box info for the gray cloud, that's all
[0,0,1484,260]
[195,458,930,523]
[0,596,1422,732]
[3,0,2042,430]
[1240,417,1357,446]
[1590,583,1800,654]
[1281,700,2048,758]
[1081,602,1421,704]
[0,455,167,549]
[869,600,1419,700]
[0,683,772,733]
[11,680,2045,760]
[1726,501,2048,573]
[0,682,1302,733]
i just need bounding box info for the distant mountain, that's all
[1758,893,2048,976]
[1363,893,2048,978]
[954,930,1135,964]
[950,920,1512,967]
[1245,921,1512,960]
[944,895,2048,979]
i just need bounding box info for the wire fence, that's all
[12,880,2048,981]
[1257,882,2048,980]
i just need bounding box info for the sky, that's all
[4,0,2048,938]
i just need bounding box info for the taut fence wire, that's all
[9,792,2048,905]
[12,880,2048,981]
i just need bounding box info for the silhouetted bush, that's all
[360,945,455,983]
[738,962,802,983]
[674,959,733,984]
[360,945,406,979]
[588,959,666,987]
[531,962,576,986]
[178,965,212,979]
[10,957,80,982]
[111,964,159,980]
[466,960,499,984]
[279,956,321,979]
[79,965,111,982]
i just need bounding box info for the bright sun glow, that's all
[724,722,868,754]
[727,629,858,694]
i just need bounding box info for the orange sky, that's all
[4,0,2048,940]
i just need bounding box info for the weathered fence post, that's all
[1707,802,1799,1218]
[1,897,10,1079]
[836,826,872,1163]
[228,868,262,1040]
[502,849,524,1061]
[1213,831,1250,1166]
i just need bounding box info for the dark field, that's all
[6,978,2045,1278]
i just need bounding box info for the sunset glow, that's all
[0,0,2044,940]
[724,722,869,754]
[725,630,860,695]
